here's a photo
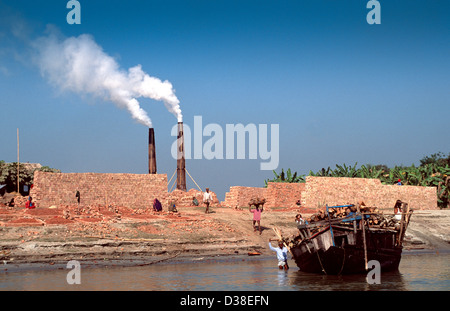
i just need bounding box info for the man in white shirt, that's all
[268,240,289,270]
[203,188,213,214]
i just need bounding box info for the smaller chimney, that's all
[148,128,157,174]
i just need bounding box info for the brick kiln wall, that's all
[221,177,436,211]
[221,183,304,209]
[30,171,168,209]
[301,176,437,210]
[222,186,267,208]
[265,182,305,208]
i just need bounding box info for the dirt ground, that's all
[0,204,449,269]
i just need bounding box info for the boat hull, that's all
[292,244,402,275]
[289,204,410,275]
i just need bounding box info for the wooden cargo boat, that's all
[289,203,412,275]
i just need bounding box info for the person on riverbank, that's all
[75,190,80,205]
[192,196,199,206]
[268,240,289,270]
[25,196,35,209]
[203,188,212,213]
[249,204,263,235]
[153,198,162,212]
[169,200,178,213]
[295,214,309,240]
[393,199,403,220]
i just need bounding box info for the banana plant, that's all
[309,167,332,177]
[264,168,305,186]
[380,166,404,185]
[333,163,358,177]
[358,164,384,179]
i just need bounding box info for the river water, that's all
[0,251,449,291]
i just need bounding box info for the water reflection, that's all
[287,270,406,291]
[0,253,448,291]
[277,270,289,287]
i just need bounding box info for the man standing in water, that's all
[268,240,289,270]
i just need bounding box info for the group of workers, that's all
[151,187,213,213]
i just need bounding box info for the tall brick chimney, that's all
[148,128,157,174]
[176,122,186,191]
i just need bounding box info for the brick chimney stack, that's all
[148,128,157,174]
[176,122,186,191]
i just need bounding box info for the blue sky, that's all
[1,0,449,200]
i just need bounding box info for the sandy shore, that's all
[1,205,449,270]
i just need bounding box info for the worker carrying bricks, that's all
[203,188,212,214]
[249,198,265,235]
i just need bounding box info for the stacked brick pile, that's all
[302,176,437,210]
[264,182,305,208]
[221,177,436,211]
[30,171,168,210]
[221,183,304,209]
[221,186,267,208]
[12,196,29,207]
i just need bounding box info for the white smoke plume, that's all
[31,31,182,127]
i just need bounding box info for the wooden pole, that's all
[17,128,19,193]
[326,205,335,246]
[399,203,411,246]
[272,227,293,255]
[357,204,368,270]
[397,204,407,246]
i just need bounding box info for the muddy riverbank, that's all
[0,205,449,269]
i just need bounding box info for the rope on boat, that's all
[338,247,346,275]
[316,251,327,275]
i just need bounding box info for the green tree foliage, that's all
[264,168,305,187]
[0,161,60,194]
[419,152,450,167]
[308,167,332,177]
[0,160,6,185]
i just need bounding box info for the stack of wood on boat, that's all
[306,201,408,231]
[308,202,375,222]
[290,200,413,247]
